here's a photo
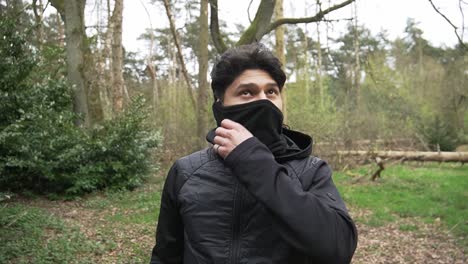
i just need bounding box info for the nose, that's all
[258,92,268,100]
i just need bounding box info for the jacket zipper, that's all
[231,183,244,264]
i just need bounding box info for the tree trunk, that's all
[169,37,177,83]
[32,0,44,48]
[274,0,287,123]
[111,0,125,114]
[146,63,160,120]
[353,1,360,107]
[237,0,276,46]
[209,0,354,54]
[56,10,65,47]
[208,0,227,53]
[197,0,210,148]
[303,13,310,102]
[98,0,113,120]
[88,55,105,124]
[162,0,197,110]
[316,1,323,108]
[51,0,90,127]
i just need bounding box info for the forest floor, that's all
[1,163,466,263]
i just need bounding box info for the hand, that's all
[213,119,253,159]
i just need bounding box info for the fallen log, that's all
[316,138,413,146]
[336,151,468,163]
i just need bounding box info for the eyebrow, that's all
[236,82,278,90]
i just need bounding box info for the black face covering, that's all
[212,99,288,155]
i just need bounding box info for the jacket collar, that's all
[206,127,312,162]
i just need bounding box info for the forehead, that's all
[232,69,276,85]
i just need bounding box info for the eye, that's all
[267,88,279,95]
[240,90,252,96]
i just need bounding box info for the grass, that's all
[85,180,164,225]
[1,163,466,262]
[79,176,165,263]
[0,204,102,264]
[0,175,165,263]
[333,163,467,246]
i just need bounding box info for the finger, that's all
[212,144,221,153]
[213,136,228,146]
[215,127,232,138]
[217,145,229,158]
[221,119,242,130]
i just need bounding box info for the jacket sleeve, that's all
[224,137,358,263]
[150,163,184,264]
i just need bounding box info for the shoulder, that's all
[174,147,218,175]
[286,156,331,190]
[163,148,219,200]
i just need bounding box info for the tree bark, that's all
[274,0,287,123]
[32,0,44,48]
[209,0,355,53]
[316,1,323,107]
[208,0,227,53]
[237,0,276,46]
[162,0,197,109]
[371,157,385,181]
[51,0,90,127]
[56,10,65,47]
[146,63,160,113]
[337,150,468,163]
[197,0,210,148]
[353,1,360,107]
[99,0,113,120]
[111,0,125,114]
[303,11,310,101]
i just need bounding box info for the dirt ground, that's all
[349,208,466,264]
[24,199,467,263]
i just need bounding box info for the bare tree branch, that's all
[208,0,227,53]
[247,0,254,23]
[321,17,353,22]
[459,0,465,41]
[266,0,355,33]
[428,0,467,50]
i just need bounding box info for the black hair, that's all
[210,43,286,101]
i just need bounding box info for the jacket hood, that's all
[206,127,312,162]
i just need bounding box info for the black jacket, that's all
[150,129,357,263]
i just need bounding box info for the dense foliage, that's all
[0,18,161,196]
[282,20,467,152]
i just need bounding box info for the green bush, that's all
[418,115,457,151]
[0,16,161,196]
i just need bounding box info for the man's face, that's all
[222,69,283,111]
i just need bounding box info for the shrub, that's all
[418,115,457,151]
[0,16,161,196]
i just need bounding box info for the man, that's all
[150,43,357,263]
